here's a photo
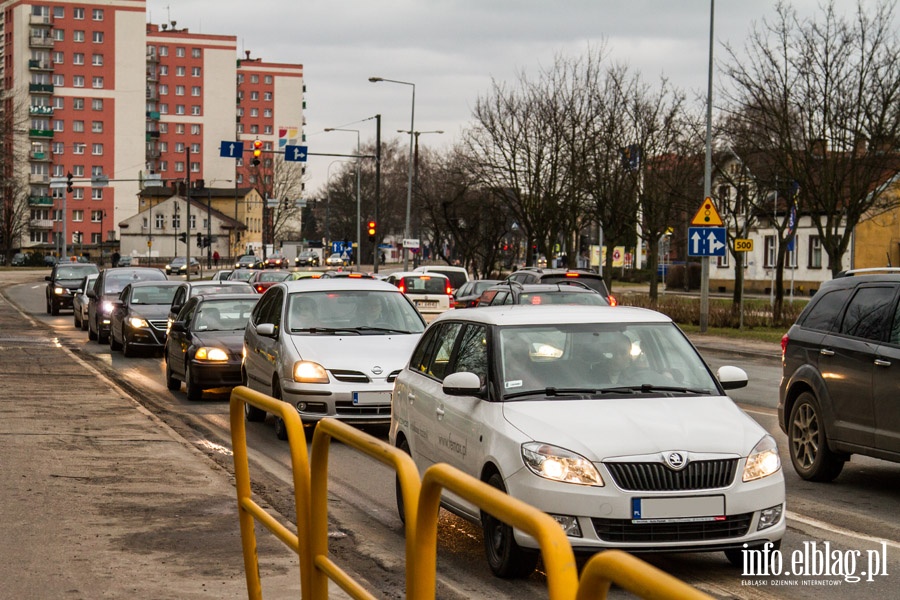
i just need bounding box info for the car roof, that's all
[102,267,165,276]
[280,278,403,293]
[127,280,182,288]
[430,304,669,327]
[487,282,599,293]
[414,265,468,273]
[192,292,262,303]
[390,271,450,280]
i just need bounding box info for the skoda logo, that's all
[371,366,383,375]
[664,451,688,471]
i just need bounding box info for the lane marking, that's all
[787,510,900,549]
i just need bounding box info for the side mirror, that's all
[86,289,97,299]
[256,323,277,338]
[45,275,51,281]
[442,371,483,396]
[170,321,186,333]
[717,365,748,390]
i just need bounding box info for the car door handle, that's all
[819,348,835,356]
[436,406,445,419]
[875,359,891,367]
[407,393,415,404]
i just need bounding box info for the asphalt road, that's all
[4,269,900,599]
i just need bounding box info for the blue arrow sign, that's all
[284,145,308,162]
[219,141,244,159]
[688,227,727,257]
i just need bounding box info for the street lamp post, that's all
[369,76,415,270]
[397,129,443,266]
[324,128,362,268]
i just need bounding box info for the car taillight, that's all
[781,332,789,360]
[398,284,406,293]
[448,296,456,309]
[445,284,453,295]
[255,285,265,293]
[607,295,617,307]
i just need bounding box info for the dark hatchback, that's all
[477,281,608,307]
[506,267,616,305]
[87,267,168,343]
[165,293,260,400]
[45,262,100,315]
[109,280,181,356]
[453,279,503,308]
[779,267,900,482]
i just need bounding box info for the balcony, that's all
[29,195,54,206]
[29,174,50,185]
[145,110,160,120]
[31,150,51,161]
[145,131,160,140]
[29,105,54,116]
[146,47,159,62]
[28,128,54,138]
[28,83,54,94]
[146,147,161,159]
[29,35,53,48]
[30,218,54,229]
[28,59,52,71]
[30,14,53,27]
[146,88,158,101]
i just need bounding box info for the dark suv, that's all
[476,281,608,307]
[779,268,900,481]
[506,267,615,305]
[87,267,167,343]
[45,262,99,315]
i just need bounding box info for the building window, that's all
[159,142,168,152]
[52,165,65,177]
[809,235,823,269]
[264,125,273,134]
[160,65,168,76]
[52,51,64,64]
[190,143,200,153]
[250,125,258,134]
[192,48,201,58]
[250,91,259,101]
[91,189,103,200]
[92,31,104,43]
[52,74,64,86]
[159,161,167,172]
[92,98,103,110]
[191,66,201,77]
[73,165,84,177]
[159,84,168,95]
[172,212,180,229]
[175,142,185,153]
[175,85,185,96]
[91,8,103,20]
[73,120,84,132]
[250,75,259,83]
[176,47,185,57]
[92,77,103,88]
[52,142,64,155]
[91,143,103,155]
[264,108,272,117]
[92,54,103,66]
[73,143,86,154]
[73,52,84,64]
[764,235,776,268]
[176,66,185,76]
[72,189,84,200]
[73,7,84,19]
[72,75,84,88]
[159,123,168,134]
[159,104,168,114]
[191,162,200,173]
[91,210,103,223]
[91,121,102,133]
[73,210,83,222]
[191,105,201,116]
[73,30,84,42]
[264,75,273,84]
[53,29,65,41]
[159,46,168,57]
[54,97,65,109]
[191,86,200,96]
[53,120,64,132]
[53,6,64,18]
[175,123,185,134]
[175,105,185,115]
[155,213,165,228]
[264,92,272,101]
[250,108,258,117]
[190,124,200,135]
[175,162,184,173]
[73,98,84,110]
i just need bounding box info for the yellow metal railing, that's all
[230,386,713,600]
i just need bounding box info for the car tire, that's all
[88,316,97,340]
[272,380,289,441]
[788,391,845,482]
[482,472,539,579]
[395,437,411,525]
[80,313,89,331]
[50,299,59,316]
[74,310,81,329]
[46,295,51,315]
[185,362,203,401]
[109,326,122,351]
[724,540,781,568]
[165,358,181,391]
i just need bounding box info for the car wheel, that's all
[395,437,412,525]
[184,362,203,401]
[80,312,89,331]
[109,326,122,351]
[50,299,59,316]
[243,371,266,422]
[46,295,51,315]
[788,392,845,482]
[482,472,539,578]
[122,332,137,358]
[724,540,781,568]
[88,315,97,340]
[74,310,81,329]
[165,357,181,391]
[272,380,289,441]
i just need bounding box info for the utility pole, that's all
[373,114,381,273]
[185,146,192,281]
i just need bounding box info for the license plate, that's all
[416,300,438,308]
[631,495,724,522]
[352,391,392,406]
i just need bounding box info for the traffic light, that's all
[251,139,262,167]
[196,232,203,247]
[367,220,376,242]
[66,172,73,194]
[178,232,187,244]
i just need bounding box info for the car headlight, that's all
[195,347,229,362]
[101,300,115,314]
[292,361,329,383]
[165,264,171,270]
[127,317,149,328]
[54,286,67,295]
[522,442,603,486]
[743,435,781,482]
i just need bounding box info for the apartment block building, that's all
[2,1,304,258]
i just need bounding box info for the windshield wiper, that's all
[503,387,600,400]
[353,326,413,334]
[289,327,360,335]
[599,384,713,395]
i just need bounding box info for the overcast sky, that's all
[146,0,863,197]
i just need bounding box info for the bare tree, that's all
[0,92,34,262]
[722,0,900,318]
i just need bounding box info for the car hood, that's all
[54,279,85,289]
[287,333,420,376]
[192,330,245,352]
[501,396,766,459]
[128,304,172,319]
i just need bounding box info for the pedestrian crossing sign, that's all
[691,197,724,226]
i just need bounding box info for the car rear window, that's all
[427,270,467,290]
[539,275,608,296]
[402,276,448,295]
[518,292,607,306]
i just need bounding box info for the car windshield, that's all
[402,276,447,295]
[517,292,606,306]
[229,270,255,281]
[499,322,718,399]
[287,290,425,335]
[190,283,254,297]
[103,271,164,294]
[192,298,259,332]
[56,265,98,279]
[257,271,291,282]
[129,285,178,305]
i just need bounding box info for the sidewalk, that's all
[0,269,305,599]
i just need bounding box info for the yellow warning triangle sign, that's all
[691,197,724,226]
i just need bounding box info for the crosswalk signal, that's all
[367,220,376,242]
[251,139,262,166]
[66,172,73,193]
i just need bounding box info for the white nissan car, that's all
[389,305,785,578]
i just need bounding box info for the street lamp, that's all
[324,128,362,268]
[369,76,415,270]
[397,129,443,266]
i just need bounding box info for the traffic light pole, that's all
[373,114,381,273]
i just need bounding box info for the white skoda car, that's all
[389,305,785,578]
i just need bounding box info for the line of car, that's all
[50,262,798,578]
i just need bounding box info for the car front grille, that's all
[386,369,402,383]
[330,370,369,383]
[592,513,753,543]
[605,459,739,491]
[334,401,391,417]
[148,320,168,331]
